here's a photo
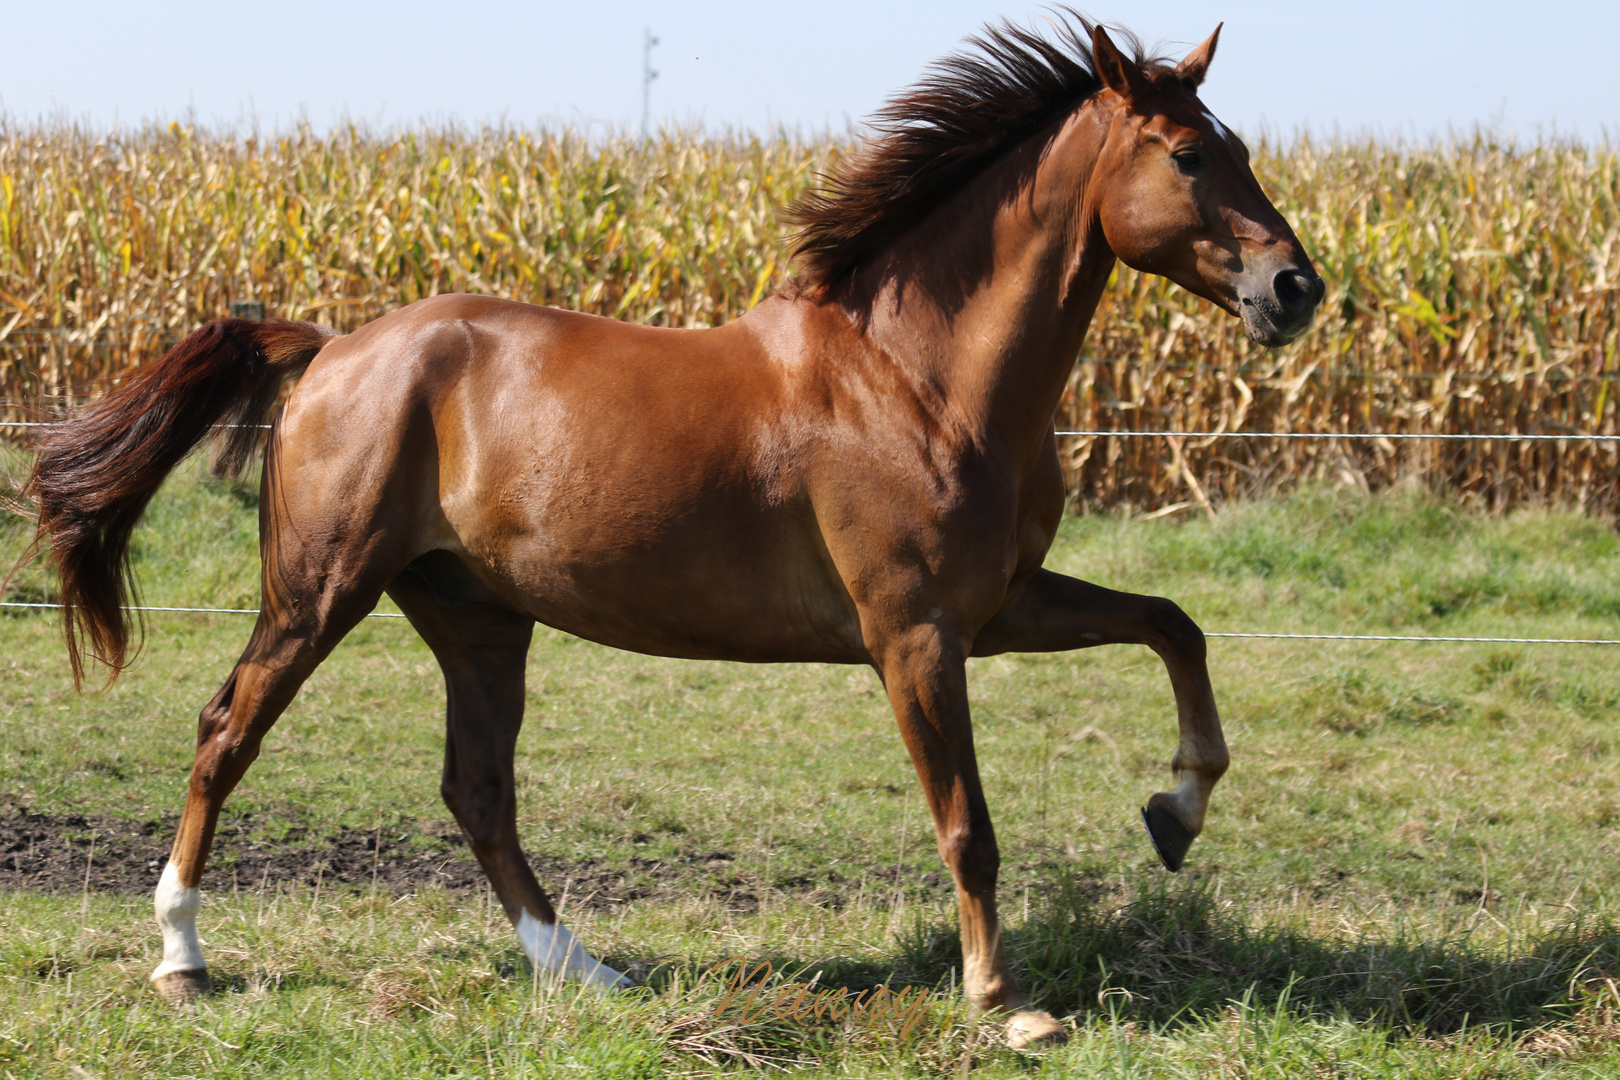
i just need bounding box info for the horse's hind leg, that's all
[387,553,630,991]
[152,590,382,1000]
[972,568,1228,873]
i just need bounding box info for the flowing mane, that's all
[786,12,1162,290]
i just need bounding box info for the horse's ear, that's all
[1092,25,1148,100]
[1175,24,1222,90]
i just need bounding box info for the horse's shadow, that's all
[643,874,1620,1036]
[1012,876,1620,1033]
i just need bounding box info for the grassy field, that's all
[3,456,1620,1076]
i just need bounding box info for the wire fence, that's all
[0,420,272,430]
[1,401,1615,647]
[0,600,404,619]
[1,603,1613,646]
[5,335,1620,383]
[7,421,1618,441]
[4,413,1616,443]
[1055,430,1620,442]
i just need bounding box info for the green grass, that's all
[4,455,1620,1076]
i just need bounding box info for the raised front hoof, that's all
[151,968,212,1003]
[1141,801,1196,873]
[1005,1009,1068,1051]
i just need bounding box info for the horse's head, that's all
[1086,25,1323,347]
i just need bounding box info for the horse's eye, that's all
[1172,148,1204,174]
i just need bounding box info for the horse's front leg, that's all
[870,622,1067,1050]
[973,568,1228,871]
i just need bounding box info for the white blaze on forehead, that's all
[151,862,206,980]
[1201,110,1233,146]
[515,910,633,991]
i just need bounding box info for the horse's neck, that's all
[858,108,1114,460]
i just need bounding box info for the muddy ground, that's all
[0,809,774,908]
[0,809,965,910]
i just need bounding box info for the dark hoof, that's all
[1141,804,1195,872]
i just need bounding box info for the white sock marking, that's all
[151,862,206,980]
[1164,769,1213,833]
[515,910,633,991]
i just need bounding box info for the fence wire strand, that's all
[1,396,1610,442]
[1205,631,1620,645]
[1,405,1612,643]
[3,421,1614,441]
[0,601,405,619]
[0,421,272,430]
[1054,430,1620,442]
[0,601,1611,643]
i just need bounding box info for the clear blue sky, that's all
[4,2,1615,142]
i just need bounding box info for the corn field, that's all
[0,122,1616,511]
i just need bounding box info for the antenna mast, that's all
[641,30,659,140]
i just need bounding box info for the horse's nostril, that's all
[1273,269,1324,315]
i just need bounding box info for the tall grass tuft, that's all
[0,123,1614,510]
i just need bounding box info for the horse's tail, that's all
[23,317,337,686]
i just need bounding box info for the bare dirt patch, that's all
[0,809,483,896]
[0,810,897,909]
[0,810,722,905]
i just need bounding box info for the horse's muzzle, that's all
[1239,265,1325,348]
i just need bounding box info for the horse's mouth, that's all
[1240,300,1315,347]
[1238,269,1324,348]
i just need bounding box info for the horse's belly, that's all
[468,523,868,665]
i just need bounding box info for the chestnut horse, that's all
[26,16,1320,1048]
